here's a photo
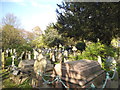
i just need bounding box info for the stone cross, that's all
[97,56,102,67]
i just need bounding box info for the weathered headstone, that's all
[106,56,117,70]
[25,51,28,60]
[19,51,25,60]
[13,49,16,54]
[28,51,31,60]
[6,49,9,57]
[72,46,77,56]
[64,50,68,57]
[1,50,5,70]
[18,60,35,70]
[57,52,64,63]
[97,56,102,67]
[34,53,47,75]
[11,55,15,70]
[10,49,13,55]
[51,60,106,88]
[12,70,20,75]
[33,49,39,60]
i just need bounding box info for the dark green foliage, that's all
[64,45,72,51]
[16,44,33,56]
[77,42,117,61]
[43,24,64,47]
[75,42,86,52]
[5,57,12,66]
[55,2,120,45]
[5,57,19,66]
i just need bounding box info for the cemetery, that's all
[0,1,120,90]
[1,44,120,89]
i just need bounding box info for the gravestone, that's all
[97,56,102,67]
[106,56,117,70]
[72,46,77,56]
[28,51,31,60]
[10,49,13,55]
[34,52,54,75]
[64,50,68,57]
[34,53,47,75]
[18,60,35,71]
[57,52,64,63]
[51,60,106,88]
[1,51,5,70]
[13,49,16,54]
[11,55,15,67]
[52,52,56,62]
[33,49,39,60]
[19,51,25,60]
[6,49,9,57]
[8,49,11,57]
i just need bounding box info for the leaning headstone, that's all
[51,60,106,88]
[34,53,47,74]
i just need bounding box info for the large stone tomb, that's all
[51,59,106,88]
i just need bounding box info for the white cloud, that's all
[22,11,57,32]
[1,0,24,2]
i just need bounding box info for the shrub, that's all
[75,42,86,52]
[77,42,117,61]
[16,45,33,56]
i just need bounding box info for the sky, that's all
[0,0,63,32]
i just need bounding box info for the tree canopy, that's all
[43,24,64,47]
[55,2,120,45]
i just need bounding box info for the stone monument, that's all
[51,59,106,88]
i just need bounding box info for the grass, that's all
[2,77,32,89]
[1,68,32,89]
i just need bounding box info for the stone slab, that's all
[52,60,102,80]
[52,60,106,88]
[18,60,35,69]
